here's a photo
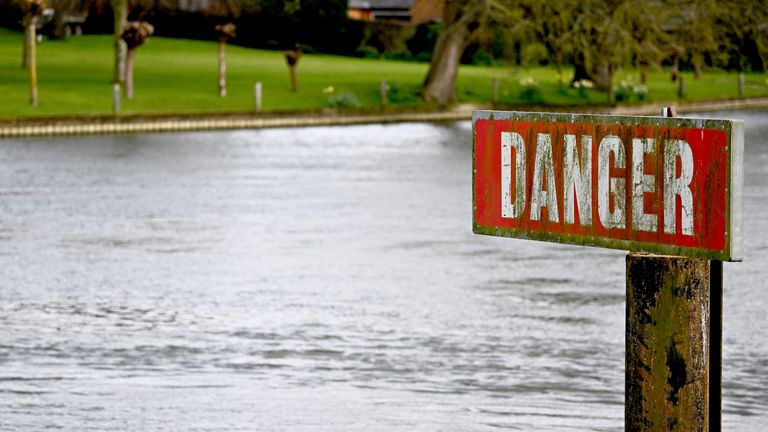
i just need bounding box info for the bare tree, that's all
[121,21,154,99]
[215,23,236,97]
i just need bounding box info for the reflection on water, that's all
[1,111,767,430]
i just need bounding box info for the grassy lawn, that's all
[1,27,767,118]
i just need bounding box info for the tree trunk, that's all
[113,0,128,84]
[670,56,679,82]
[554,50,563,76]
[592,61,612,92]
[571,50,591,84]
[640,64,648,84]
[289,65,298,92]
[422,1,482,104]
[22,18,32,69]
[125,48,135,99]
[218,41,227,97]
[694,62,702,80]
[28,20,38,106]
[422,24,468,103]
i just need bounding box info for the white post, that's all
[379,79,388,108]
[112,83,121,113]
[254,81,262,112]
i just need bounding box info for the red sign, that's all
[473,111,743,261]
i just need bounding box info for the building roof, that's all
[348,1,416,11]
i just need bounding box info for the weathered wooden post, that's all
[472,108,743,431]
[626,107,727,431]
[737,73,745,98]
[254,81,262,112]
[677,76,686,99]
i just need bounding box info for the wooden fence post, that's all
[380,79,388,108]
[254,81,262,113]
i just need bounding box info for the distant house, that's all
[347,0,443,24]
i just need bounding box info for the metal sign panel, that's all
[473,111,744,261]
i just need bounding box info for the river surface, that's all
[1,111,766,431]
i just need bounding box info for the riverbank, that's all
[3,29,768,120]
[1,97,767,138]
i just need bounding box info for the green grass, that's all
[1,27,767,118]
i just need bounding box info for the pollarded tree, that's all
[284,47,302,93]
[21,0,46,106]
[215,23,236,97]
[121,21,154,99]
[112,0,128,85]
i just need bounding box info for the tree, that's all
[711,0,768,72]
[215,23,236,97]
[422,0,486,103]
[518,0,580,75]
[284,48,302,93]
[22,0,46,106]
[121,21,154,99]
[112,0,128,86]
[672,0,718,80]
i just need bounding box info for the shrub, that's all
[323,87,360,108]
[519,77,542,103]
[355,45,379,59]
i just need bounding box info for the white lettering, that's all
[597,135,626,229]
[501,132,526,218]
[664,139,694,236]
[632,138,658,232]
[563,134,592,226]
[531,133,559,222]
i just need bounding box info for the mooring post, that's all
[737,73,745,98]
[254,81,262,113]
[112,83,121,113]
[625,106,722,431]
[379,79,388,108]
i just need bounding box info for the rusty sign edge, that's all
[472,110,744,262]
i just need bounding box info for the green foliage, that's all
[518,77,541,102]
[470,49,494,66]
[323,87,360,108]
[355,45,379,59]
[520,43,548,67]
[614,76,648,102]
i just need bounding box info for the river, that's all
[1,110,766,430]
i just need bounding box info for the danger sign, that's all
[473,111,744,261]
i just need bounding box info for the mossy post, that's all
[625,106,722,432]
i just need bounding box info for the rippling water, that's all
[1,111,766,430]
